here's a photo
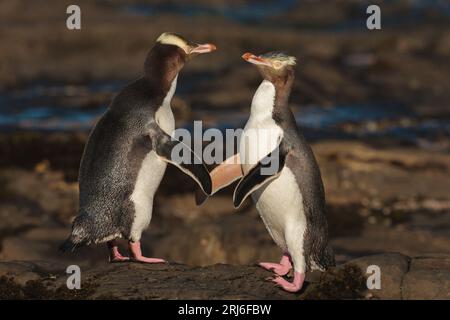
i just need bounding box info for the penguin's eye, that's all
[272,60,283,69]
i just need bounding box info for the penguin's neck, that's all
[161,75,178,107]
[251,75,294,127]
[250,80,276,121]
[155,75,177,134]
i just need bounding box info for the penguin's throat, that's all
[155,75,177,135]
[257,71,294,110]
[163,75,178,106]
[251,80,276,118]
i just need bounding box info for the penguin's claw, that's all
[271,276,301,293]
[258,262,291,276]
[109,255,130,263]
[107,240,129,263]
[269,272,305,293]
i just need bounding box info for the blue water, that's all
[0,82,122,131]
[0,82,449,149]
[123,0,298,23]
[1,0,449,143]
[122,0,450,29]
[297,104,401,128]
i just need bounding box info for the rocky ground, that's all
[1,134,450,279]
[1,253,449,299]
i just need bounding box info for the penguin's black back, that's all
[274,107,335,270]
[66,78,164,248]
[59,41,189,251]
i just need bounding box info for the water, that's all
[2,81,448,149]
[123,0,298,24]
[0,82,123,131]
[122,0,450,29]
[1,0,449,145]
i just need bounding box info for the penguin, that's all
[196,52,335,292]
[60,33,215,263]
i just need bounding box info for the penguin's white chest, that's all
[128,77,177,241]
[252,168,306,251]
[155,101,175,135]
[155,76,176,135]
[240,80,283,173]
[240,80,306,252]
[129,152,166,241]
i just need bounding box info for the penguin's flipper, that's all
[149,123,212,195]
[233,143,287,209]
[195,153,243,206]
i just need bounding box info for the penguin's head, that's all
[242,51,296,84]
[157,32,217,57]
[145,33,216,89]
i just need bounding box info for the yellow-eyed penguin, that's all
[196,52,334,292]
[60,33,215,263]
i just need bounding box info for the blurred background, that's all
[0,0,449,268]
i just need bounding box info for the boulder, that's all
[347,253,409,299]
[403,254,450,300]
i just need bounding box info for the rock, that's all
[331,225,450,260]
[409,254,450,271]
[0,260,366,300]
[0,261,41,285]
[0,260,66,286]
[157,195,236,222]
[1,238,50,261]
[148,211,280,266]
[0,203,45,239]
[0,227,104,268]
[403,254,450,300]
[2,254,450,299]
[0,168,78,224]
[314,141,450,202]
[151,222,228,266]
[347,253,410,299]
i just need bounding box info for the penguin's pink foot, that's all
[107,240,129,263]
[259,262,291,276]
[110,252,130,263]
[270,272,305,293]
[132,257,166,263]
[128,241,166,264]
[258,254,292,276]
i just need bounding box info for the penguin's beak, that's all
[242,52,272,67]
[189,43,217,54]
